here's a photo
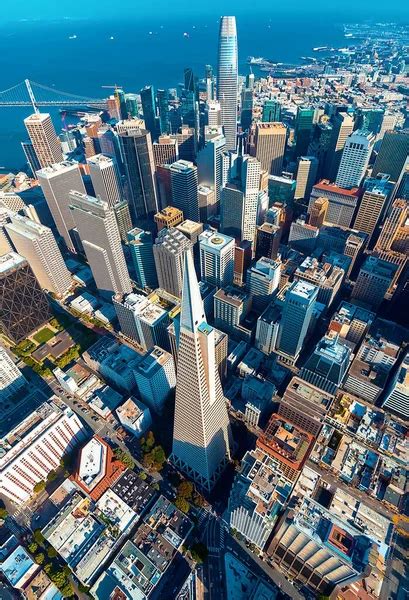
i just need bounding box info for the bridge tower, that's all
[25,79,39,114]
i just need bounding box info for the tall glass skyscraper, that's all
[217,16,238,151]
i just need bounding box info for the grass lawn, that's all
[33,327,55,345]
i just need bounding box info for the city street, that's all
[306,459,395,520]
[197,509,302,600]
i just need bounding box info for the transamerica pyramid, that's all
[170,250,232,492]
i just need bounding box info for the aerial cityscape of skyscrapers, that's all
[0,11,408,600]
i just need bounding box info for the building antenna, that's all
[25,79,39,114]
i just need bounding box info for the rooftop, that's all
[36,160,79,177]
[116,397,147,425]
[199,229,234,249]
[288,279,318,301]
[135,346,173,376]
[360,256,399,278]
[78,438,106,489]
[215,286,249,307]
[87,153,115,167]
[169,159,195,173]
[257,414,314,471]
[0,251,26,275]
[313,179,360,197]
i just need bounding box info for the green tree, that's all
[62,565,71,578]
[59,581,75,597]
[34,552,45,565]
[33,480,46,493]
[47,470,58,482]
[78,583,90,593]
[144,430,155,451]
[33,529,45,546]
[47,546,58,559]
[113,448,135,469]
[138,471,147,480]
[189,542,208,564]
[174,497,190,514]
[50,569,68,587]
[0,507,8,519]
[177,480,193,499]
[28,542,38,554]
[44,563,53,574]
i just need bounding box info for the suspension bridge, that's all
[0,80,108,110]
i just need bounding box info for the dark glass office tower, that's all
[0,252,51,343]
[140,86,158,139]
[157,89,171,135]
[295,107,315,157]
[262,99,281,123]
[241,88,253,131]
[355,107,384,136]
[119,130,159,221]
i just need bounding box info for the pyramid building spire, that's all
[171,250,232,492]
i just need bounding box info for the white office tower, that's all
[134,346,176,414]
[113,293,170,351]
[37,161,86,253]
[169,160,200,222]
[86,154,122,207]
[217,16,238,151]
[0,401,86,502]
[294,156,319,200]
[277,281,318,365]
[69,191,132,298]
[153,227,192,297]
[199,229,235,288]
[351,256,398,309]
[197,132,226,206]
[171,251,232,492]
[4,214,71,297]
[383,351,409,419]
[24,113,63,168]
[247,257,281,311]
[207,100,222,127]
[0,345,27,402]
[335,130,375,189]
[242,156,261,243]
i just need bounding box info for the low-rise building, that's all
[72,436,126,501]
[0,400,86,503]
[116,397,152,437]
[134,346,176,414]
[257,414,315,482]
[83,337,142,393]
[113,292,170,351]
[0,545,62,598]
[343,327,401,404]
[42,492,119,586]
[328,301,375,347]
[90,495,192,599]
[268,497,376,597]
[294,256,345,308]
[226,447,293,550]
[279,377,333,437]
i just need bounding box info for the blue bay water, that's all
[0,15,348,170]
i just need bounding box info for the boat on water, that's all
[247,56,265,64]
[68,34,77,40]
[313,46,329,51]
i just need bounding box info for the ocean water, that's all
[0,15,348,170]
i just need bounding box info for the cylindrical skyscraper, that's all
[217,16,238,152]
